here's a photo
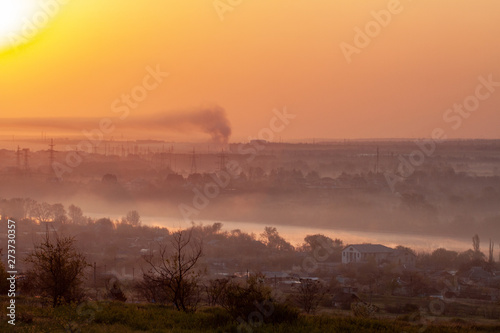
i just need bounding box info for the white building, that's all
[342,244,415,267]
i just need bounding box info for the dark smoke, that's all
[0,105,232,143]
[144,106,232,143]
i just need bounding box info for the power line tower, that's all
[159,144,166,170]
[375,146,379,173]
[218,149,227,171]
[171,145,176,172]
[23,148,30,174]
[159,152,165,170]
[190,148,197,174]
[168,145,173,170]
[49,138,55,172]
[16,146,21,170]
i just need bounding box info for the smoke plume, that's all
[143,106,232,143]
[0,105,232,143]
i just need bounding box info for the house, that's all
[332,292,361,309]
[342,244,393,264]
[262,271,292,284]
[464,266,493,283]
[342,244,416,267]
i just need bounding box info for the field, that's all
[2,297,500,333]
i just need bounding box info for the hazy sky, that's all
[1,0,499,141]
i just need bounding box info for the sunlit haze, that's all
[1,1,499,141]
[1,2,500,329]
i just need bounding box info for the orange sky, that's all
[1,0,499,142]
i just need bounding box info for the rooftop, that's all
[343,244,394,253]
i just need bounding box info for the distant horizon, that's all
[2,1,500,140]
[2,136,500,143]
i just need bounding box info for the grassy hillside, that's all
[2,297,500,332]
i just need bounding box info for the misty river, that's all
[86,213,473,253]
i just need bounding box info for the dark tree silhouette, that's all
[25,235,89,307]
[124,210,141,226]
[473,234,480,253]
[142,228,203,312]
[106,277,127,302]
[68,204,85,225]
[295,279,328,314]
[204,278,229,306]
[101,173,118,184]
[31,202,55,224]
[0,249,9,294]
[260,227,294,252]
[489,239,494,263]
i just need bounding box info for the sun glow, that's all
[0,0,47,51]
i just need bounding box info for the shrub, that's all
[220,274,298,325]
[351,302,377,318]
[24,235,89,307]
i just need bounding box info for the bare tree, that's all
[31,202,55,224]
[142,228,203,312]
[294,279,328,314]
[25,235,89,307]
